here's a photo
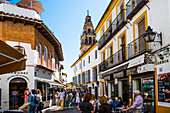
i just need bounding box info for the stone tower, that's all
[80,11,96,55]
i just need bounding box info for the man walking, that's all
[59,88,65,111]
[122,90,143,113]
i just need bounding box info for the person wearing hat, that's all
[122,90,143,113]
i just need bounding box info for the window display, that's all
[142,78,154,113]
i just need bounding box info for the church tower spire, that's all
[80,11,96,55]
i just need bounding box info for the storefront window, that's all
[47,84,53,100]
[37,82,47,101]
[142,78,154,113]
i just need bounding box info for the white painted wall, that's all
[0,3,40,20]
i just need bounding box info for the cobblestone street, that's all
[46,105,81,113]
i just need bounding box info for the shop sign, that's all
[101,64,128,77]
[157,73,170,106]
[137,64,154,73]
[126,67,138,76]
[103,75,110,80]
[6,75,30,82]
[113,71,124,78]
[128,54,144,68]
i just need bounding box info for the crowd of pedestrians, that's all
[23,87,143,113]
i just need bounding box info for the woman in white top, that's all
[55,90,60,108]
[76,90,80,107]
[36,89,43,113]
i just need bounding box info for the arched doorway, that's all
[9,78,27,109]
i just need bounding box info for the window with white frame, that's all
[92,67,97,81]
[44,46,48,66]
[88,70,90,82]
[102,52,105,61]
[109,45,113,57]
[36,46,38,64]
[95,50,97,59]
[89,37,92,43]
[93,37,95,43]
[49,52,51,68]
[39,44,42,64]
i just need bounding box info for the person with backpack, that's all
[66,91,73,108]
[28,89,39,113]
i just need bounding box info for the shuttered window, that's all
[92,67,97,81]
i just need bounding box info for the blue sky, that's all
[40,0,110,83]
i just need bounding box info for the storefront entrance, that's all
[119,80,129,105]
[9,78,27,109]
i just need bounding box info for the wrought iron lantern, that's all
[143,26,162,46]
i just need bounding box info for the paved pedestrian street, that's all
[46,105,81,113]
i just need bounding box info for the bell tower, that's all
[80,10,96,55]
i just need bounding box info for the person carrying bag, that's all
[28,89,39,113]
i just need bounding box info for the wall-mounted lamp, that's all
[143,26,162,46]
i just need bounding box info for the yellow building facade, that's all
[95,0,170,112]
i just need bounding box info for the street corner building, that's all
[73,0,170,113]
[0,2,64,110]
[95,0,170,112]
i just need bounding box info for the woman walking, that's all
[78,93,94,113]
[76,90,80,107]
[24,88,29,103]
[55,89,60,109]
[36,89,43,113]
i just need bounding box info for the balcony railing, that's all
[99,35,151,72]
[98,9,127,50]
[99,47,127,72]
[128,34,151,59]
[126,0,149,19]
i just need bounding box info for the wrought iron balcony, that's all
[98,9,127,50]
[99,47,127,72]
[128,34,151,59]
[126,0,149,19]
[99,34,151,72]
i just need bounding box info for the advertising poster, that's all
[158,73,170,105]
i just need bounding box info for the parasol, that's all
[16,0,44,14]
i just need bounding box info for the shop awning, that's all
[0,40,27,75]
[34,77,64,86]
[54,77,66,86]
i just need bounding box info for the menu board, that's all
[158,73,170,103]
